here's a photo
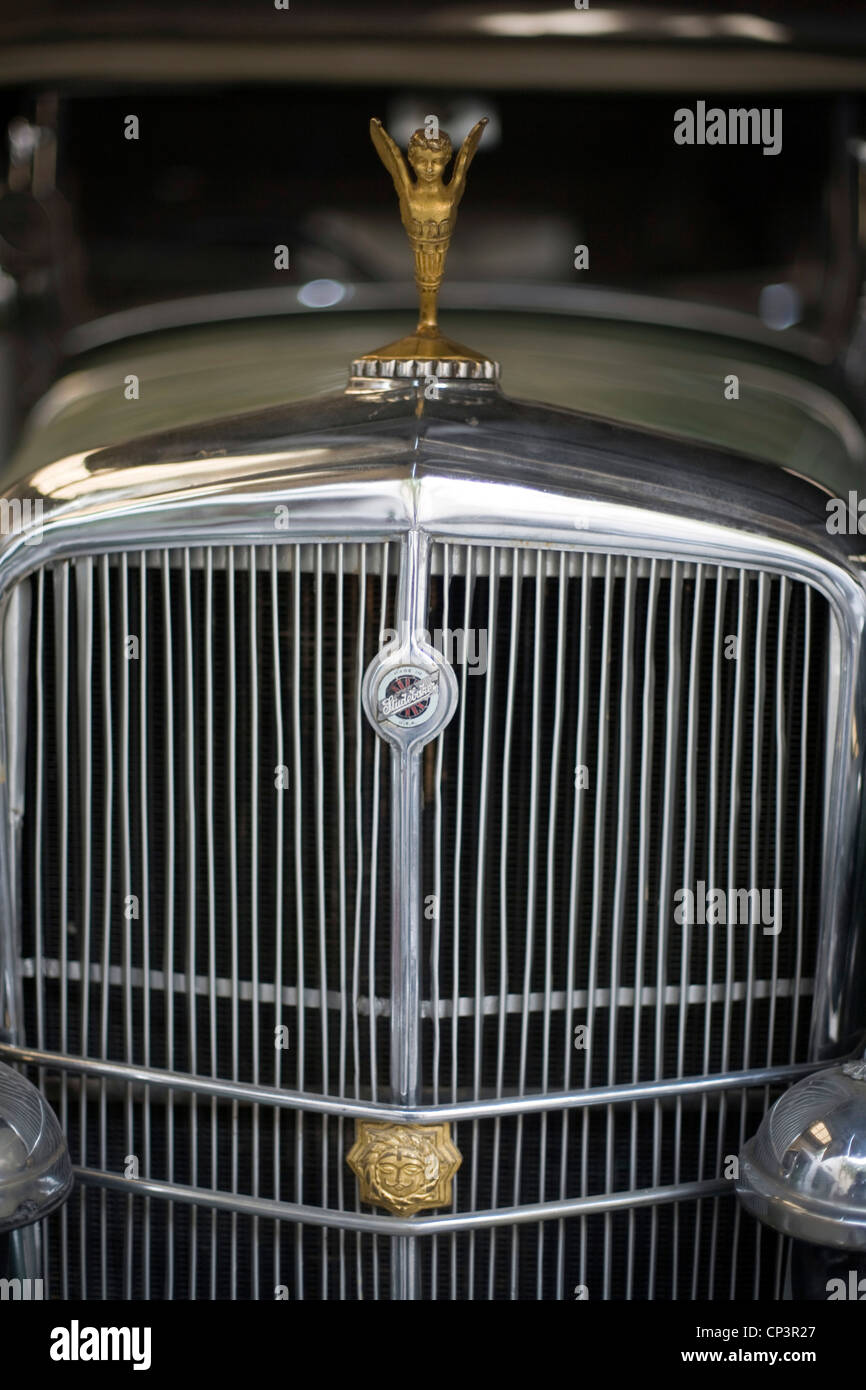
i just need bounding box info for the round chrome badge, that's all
[363,640,458,748]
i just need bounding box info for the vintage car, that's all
[2,2,866,1304]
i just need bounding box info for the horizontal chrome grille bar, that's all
[16,956,814,1016]
[73,1166,730,1235]
[0,1042,830,1122]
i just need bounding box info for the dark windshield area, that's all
[0,85,858,333]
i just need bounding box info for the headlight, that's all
[0,1060,72,1232]
[736,1056,866,1250]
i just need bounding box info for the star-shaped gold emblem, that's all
[347,1120,462,1217]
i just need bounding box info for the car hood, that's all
[8,310,866,500]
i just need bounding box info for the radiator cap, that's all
[736,1057,866,1249]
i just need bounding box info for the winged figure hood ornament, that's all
[352,115,498,382]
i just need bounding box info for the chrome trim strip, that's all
[0,580,29,1041]
[388,533,424,1300]
[72,1166,730,1235]
[13,957,813,1013]
[0,1043,832,1121]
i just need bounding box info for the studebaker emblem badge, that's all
[347,1121,462,1217]
[376,663,440,727]
[363,633,458,748]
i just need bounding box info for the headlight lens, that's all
[0,1060,72,1231]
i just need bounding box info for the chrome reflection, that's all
[737,1055,866,1249]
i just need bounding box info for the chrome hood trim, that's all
[0,382,859,578]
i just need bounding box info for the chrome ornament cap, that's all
[736,1058,866,1250]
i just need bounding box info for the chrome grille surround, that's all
[0,409,864,1299]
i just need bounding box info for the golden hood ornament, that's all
[354,115,496,378]
[347,1120,462,1217]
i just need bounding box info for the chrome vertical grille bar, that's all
[370,546,391,1109]
[247,545,260,1301]
[32,569,47,1287]
[491,545,521,1296]
[181,549,199,1299]
[472,544,497,1303]
[291,542,305,1299]
[138,553,152,1297]
[792,588,811,1060]
[430,545,445,1301]
[335,543,347,1301]
[202,547,216,1295]
[766,575,792,1322]
[768,578,791,1072]
[226,550,240,1301]
[482,545,503,1304]
[161,551,177,1298]
[98,555,113,1301]
[351,544,365,1298]
[204,548,218,1300]
[369,542,392,1302]
[74,557,94,1300]
[388,530,429,1301]
[448,543,470,1292]
[119,553,134,1299]
[313,545,329,1298]
[53,562,70,1299]
[429,545,450,1299]
[269,545,284,1298]
[438,541,454,1301]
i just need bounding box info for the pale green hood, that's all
[9,311,866,498]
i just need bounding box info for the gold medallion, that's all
[347,1120,462,1217]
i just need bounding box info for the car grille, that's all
[15,538,828,1299]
